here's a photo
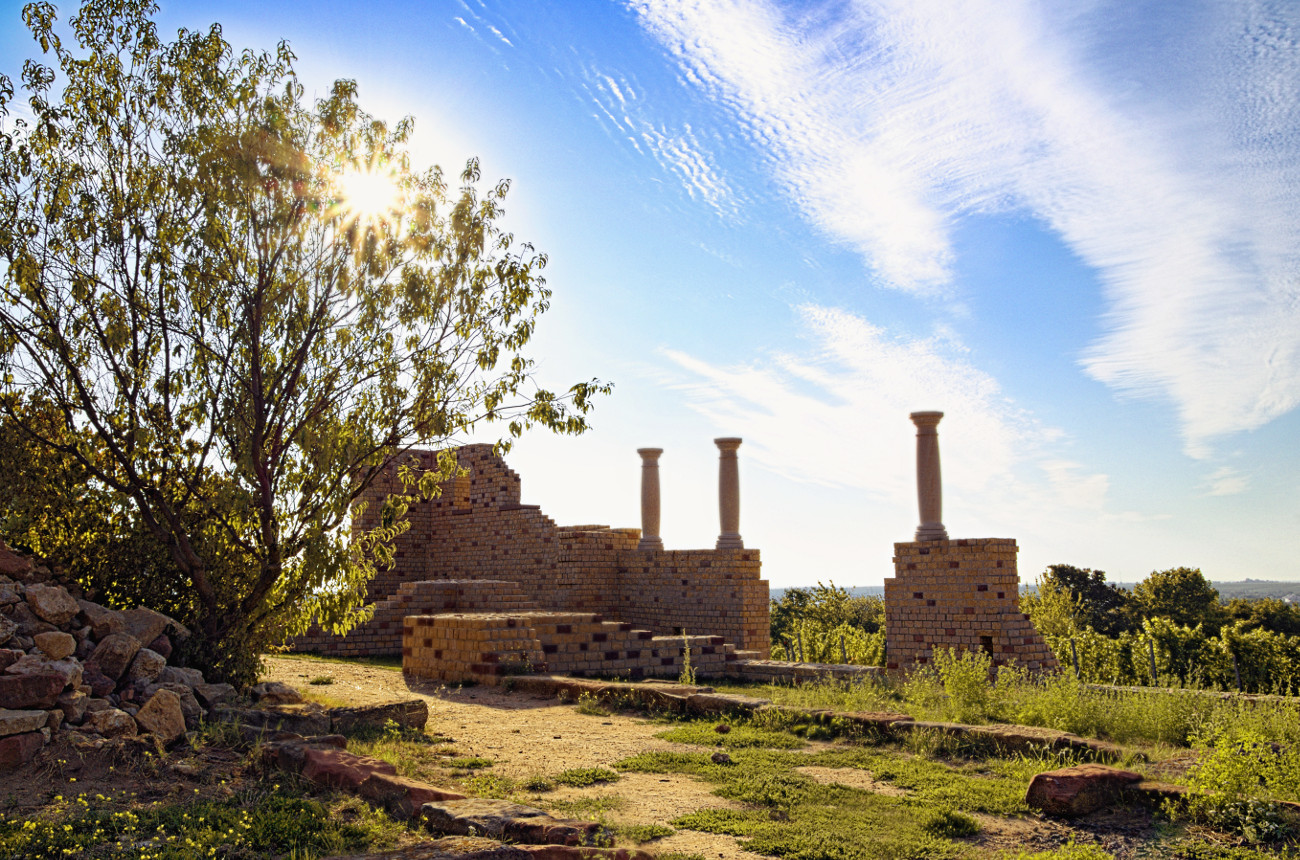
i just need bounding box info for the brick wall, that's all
[294,444,769,658]
[883,538,1057,671]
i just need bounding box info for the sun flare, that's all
[335,165,402,223]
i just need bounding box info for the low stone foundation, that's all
[402,611,738,685]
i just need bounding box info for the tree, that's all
[1038,564,1137,635]
[1131,567,1223,633]
[0,0,609,684]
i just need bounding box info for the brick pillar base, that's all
[883,538,1057,672]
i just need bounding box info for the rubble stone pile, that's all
[0,540,237,769]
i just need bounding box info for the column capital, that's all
[714,437,743,453]
[910,411,943,432]
[637,447,664,461]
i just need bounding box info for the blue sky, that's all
[4,0,1299,587]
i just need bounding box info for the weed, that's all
[679,631,696,686]
[919,807,980,838]
[616,823,674,842]
[307,675,334,685]
[554,767,620,787]
[656,720,806,750]
[1002,842,1114,859]
[445,757,494,770]
[575,692,611,717]
[545,795,626,817]
[462,773,516,798]
[520,775,556,792]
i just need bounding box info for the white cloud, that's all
[626,0,1300,453]
[1203,466,1250,497]
[662,304,1070,507]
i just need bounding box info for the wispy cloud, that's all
[1203,466,1250,497]
[626,0,1300,453]
[579,67,737,217]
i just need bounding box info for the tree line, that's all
[770,566,1300,694]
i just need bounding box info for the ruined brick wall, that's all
[304,444,769,656]
[883,538,1057,671]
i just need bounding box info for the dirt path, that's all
[265,656,770,859]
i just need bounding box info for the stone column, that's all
[637,448,664,551]
[714,437,744,550]
[910,411,949,542]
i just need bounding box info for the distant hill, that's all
[769,585,884,601]
[769,581,1300,603]
[1212,581,1300,602]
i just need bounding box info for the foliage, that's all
[1043,565,1137,635]
[770,582,885,665]
[0,784,400,859]
[0,0,607,684]
[1179,725,1300,843]
[1132,567,1224,633]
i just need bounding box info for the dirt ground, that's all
[263,655,1162,859]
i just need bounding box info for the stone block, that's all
[86,633,142,680]
[0,730,44,770]
[0,708,48,737]
[300,747,397,790]
[0,672,67,710]
[33,631,76,661]
[1025,765,1143,817]
[134,689,186,744]
[24,584,79,626]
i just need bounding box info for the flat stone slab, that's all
[0,708,49,737]
[420,798,605,846]
[301,747,397,791]
[327,836,652,860]
[331,699,429,735]
[1026,765,1144,817]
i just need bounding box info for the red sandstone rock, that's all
[86,633,142,680]
[33,631,76,660]
[0,673,65,709]
[1025,765,1144,817]
[359,772,466,819]
[300,747,397,790]
[0,730,44,770]
[0,542,33,578]
[134,689,186,744]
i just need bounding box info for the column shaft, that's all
[910,412,949,541]
[715,437,744,549]
[637,448,664,551]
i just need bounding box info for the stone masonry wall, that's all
[883,538,1057,671]
[295,444,769,657]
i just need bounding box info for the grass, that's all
[710,658,1300,750]
[553,767,620,787]
[0,783,402,860]
[656,720,808,750]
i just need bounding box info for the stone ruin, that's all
[883,412,1057,672]
[293,413,1057,683]
[292,439,771,684]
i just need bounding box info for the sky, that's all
[3,0,1299,588]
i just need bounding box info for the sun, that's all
[335,164,403,223]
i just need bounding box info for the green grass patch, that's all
[445,756,494,770]
[617,738,1055,858]
[616,823,675,842]
[307,675,334,685]
[544,795,626,818]
[656,720,807,750]
[462,773,516,798]
[554,767,621,787]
